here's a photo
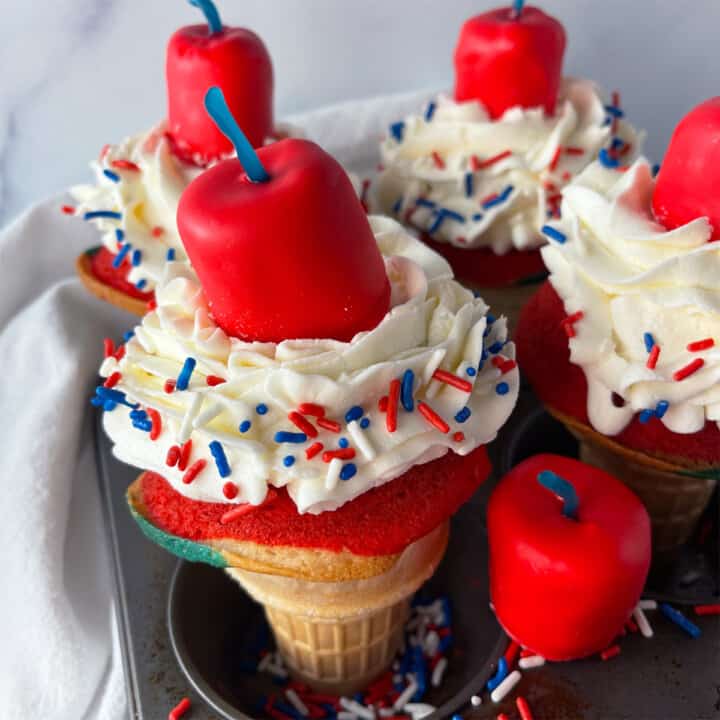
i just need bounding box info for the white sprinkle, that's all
[193,402,223,429]
[519,655,545,670]
[99,357,118,376]
[265,661,288,679]
[431,657,448,687]
[470,695,482,707]
[379,711,395,718]
[638,599,658,610]
[347,419,376,460]
[134,326,156,353]
[393,679,419,711]
[286,689,309,717]
[178,392,202,443]
[416,600,442,617]
[424,630,439,657]
[491,669,522,703]
[633,607,654,638]
[338,712,358,720]
[404,703,436,719]
[339,698,375,720]
[325,457,343,490]
[257,653,272,671]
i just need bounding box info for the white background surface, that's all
[0,0,718,227]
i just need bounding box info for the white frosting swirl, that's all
[376,78,643,255]
[542,158,720,437]
[99,216,519,514]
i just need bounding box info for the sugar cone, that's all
[551,408,717,552]
[227,522,449,695]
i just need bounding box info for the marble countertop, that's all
[1,0,718,228]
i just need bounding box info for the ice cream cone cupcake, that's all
[68,0,294,315]
[375,2,643,330]
[518,100,720,552]
[94,88,519,694]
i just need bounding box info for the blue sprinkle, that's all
[283,455,295,467]
[478,349,488,370]
[360,417,370,429]
[90,396,103,407]
[415,197,437,209]
[454,406,472,423]
[487,314,496,324]
[428,207,466,235]
[176,357,197,391]
[84,210,122,221]
[496,382,510,396]
[338,437,349,449]
[345,406,364,423]
[541,224,567,244]
[643,332,655,352]
[115,228,125,243]
[133,419,152,432]
[256,403,268,415]
[604,104,624,118]
[611,137,625,150]
[487,657,508,691]
[466,366,477,377]
[652,163,661,177]
[392,197,403,214]
[123,330,135,341]
[131,249,142,267]
[339,463,357,480]
[441,207,466,223]
[424,101,436,122]
[239,420,252,433]
[483,185,514,209]
[639,409,654,424]
[112,243,131,268]
[95,386,138,408]
[209,440,231,478]
[129,409,147,420]
[599,148,620,168]
[472,212,484,222]
[488,341,504,354]
[135,279,147,290]
[401,368,415,412]
[603,116,612,127]
[660,603,701,638]
[389,121,405,142]
[274,431,307,444]
[103,169,121,183]
[655,400,669,419]
[103,399,117,412]
[166,247,176,261]
[464,172,474,198]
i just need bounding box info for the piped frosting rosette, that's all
[376,78,643,255]
[96,216,519,516]
[541,158,720,438]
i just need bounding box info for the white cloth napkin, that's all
[0,88,434,720]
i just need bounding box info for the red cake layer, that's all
[517,281,720,466]
[421,234,547,288]
[90,247,155,301]
[140,445,491,556]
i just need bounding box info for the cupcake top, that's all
[97,216,519,515]
[542,158,720,437]
[376,78,643,255]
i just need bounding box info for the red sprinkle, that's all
[417,402,450,433]
[378,396,389,412]
[151,226,165,238]
[178,439,193,472]
[561,311,584,338]
[103,338,115,358]
[220,489,277,524]
[298,403,325,418]
[146,298,157,312]
[147,408,162,441]
[504,639,521,667]
[112,159,141,172]
[99,144,111,160]
[61,204,76,215]
[673,358,704,382]
[626,617,639,633]
[431,151,446,169]
[452,431,465,442]
[322,448,356,463]
[492,356,517,374]
[646,345,661,370]
[549,146,562,172]
[288,411,318,438]
[104,371,121,389]
[564,146,585,156]
[316,417,341,433]
[164,379,176,394]
[206,375,226,386]
[168,697,191,720]
[223,482,239,499]
[386,379,401,433]
[473,149,512,170]
[166,446,180,467]
[497,715,511,720]
[695,603,720,616]
[182,459,206,484]
[113,344,126,361]
[600,644,621,661]
[305,442,324,460]
[516,696,535,720]
[432,368,473,392]
[687,338,714,352]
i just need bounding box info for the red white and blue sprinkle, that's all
[401,369,415,411]
[112,243,131,268]
[209,440,231,478]
[256,403,268,415]
[274,431,308,444]
[84,210,122,221]
[541,225,567,243]
[454,406,472,423]
[496,382,510,395]
[103,169,121,183]
[176,357,197,391]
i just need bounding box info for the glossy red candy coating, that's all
[488,453,651,660]
[454,6,566,119]
[166,24,273,163]
[177,138,391,343]
[653,97,720,240]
